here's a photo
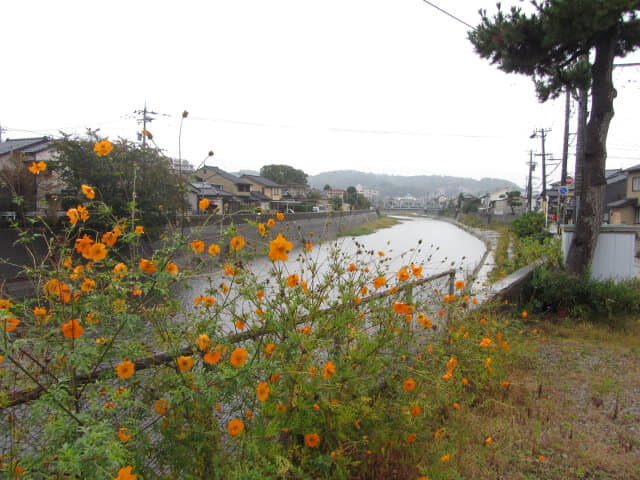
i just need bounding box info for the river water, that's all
[183,216,486,306]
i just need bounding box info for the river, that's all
[183,216,486,307]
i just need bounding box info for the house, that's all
[192,166,252,199]
[187,182,235,214]
[481,187,512,215]
[607,164,640,225]
[0,137,63,215]
[240,174,283,201]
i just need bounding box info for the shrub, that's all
[526,265,640,326]
[510,212,545,238]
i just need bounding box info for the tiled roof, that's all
[241,174,282,188]
[200,166,251,185]
[0,137,51,156]
[189,182,234,197]
[250,191,271,201]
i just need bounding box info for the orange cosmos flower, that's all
[229,235,245,251]
[113,263,128,277]
[61,319,83,338]
[66,208,79,225]
[102,230,120,247]
[270,372,280,383]
[190,240,205,253]
[485,436,492,445]
[406,433,417,443]
[264,343,275,356]
[257,382,270,401]
[373,276,386,289]
[397,268,410,282]
[322,360,336,379]
[403,379,416,391]
[3,317,19,332]
[139,258,157,274]
[135,225,144,234]
[276,212,284,221]
[378,251,385,257]
[256,289,265,302]
[81,278,96,292]
[522,311,528,318]
[76,204,89,221]
[268,233,293,262]
[440,453,451,463]
[116,359,135,379]
[204,350,222,364]
[154,399,168,415]
[539,455,545,462]
[410,405,422,417]
[479,337,492,348]
[176,356,193,371]
[166,262,179,276]
[411,263,422,278]
[360,286,368,296]
[198,198,210,211]
[197,334,210,351]
[74,234,94,255]
[81,184,95,199]
[85,242,107,261]
[455,280,465,289]
[286,274,299,287]
[93,139,113,157]
[347,263,356,272]
[221,283,229,294]
[117,427,132,443]
[305,433,320,448]
[230,347,248,367]
[207,243,221,256]
[114,465,136,480]
[453,402,461,410]
[33,306,47,318]
[305,241,312,252]
[223,264,237,277]
[28,160,47,174]
[235,319,245,331]
[228,418,245,436]
[258,223,267,236]
[267,218,275,227]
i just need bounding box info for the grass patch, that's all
[439,310,640,480]
[339,215,400,236]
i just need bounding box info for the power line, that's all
[419,0,475,30]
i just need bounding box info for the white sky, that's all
[2,0,639,188]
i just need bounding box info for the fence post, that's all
[448,271,455,297]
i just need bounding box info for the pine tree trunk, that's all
[566,31,617,276]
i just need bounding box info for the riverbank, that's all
[444,314,640,480]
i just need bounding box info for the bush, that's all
[526,265,640,327]
[510,212,545,238]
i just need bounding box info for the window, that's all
[636,207,640,224]
[632,176,640,192]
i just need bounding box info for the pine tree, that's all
[469,0,640,275]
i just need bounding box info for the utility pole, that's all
[134,103,158,147]
[527,150,534,212]
[561,87,571,186]
[531,128,551,209]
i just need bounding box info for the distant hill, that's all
[309,170,520,197]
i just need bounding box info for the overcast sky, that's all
[2,1,639,187]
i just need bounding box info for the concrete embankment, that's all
[0,210,378,298]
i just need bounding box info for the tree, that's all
[329,195,343,211]
[343,186,358,209]
[505,190,523,214]
[469,0,640,276]
[260,164,308,185]
[52,135,182,230]
[323,184,331,191]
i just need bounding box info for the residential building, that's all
[607,164,640,225]
[0,137,63,215]
[193,166,252,198]
[240,175,283,201]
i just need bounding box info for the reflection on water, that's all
[181,216,485,308]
